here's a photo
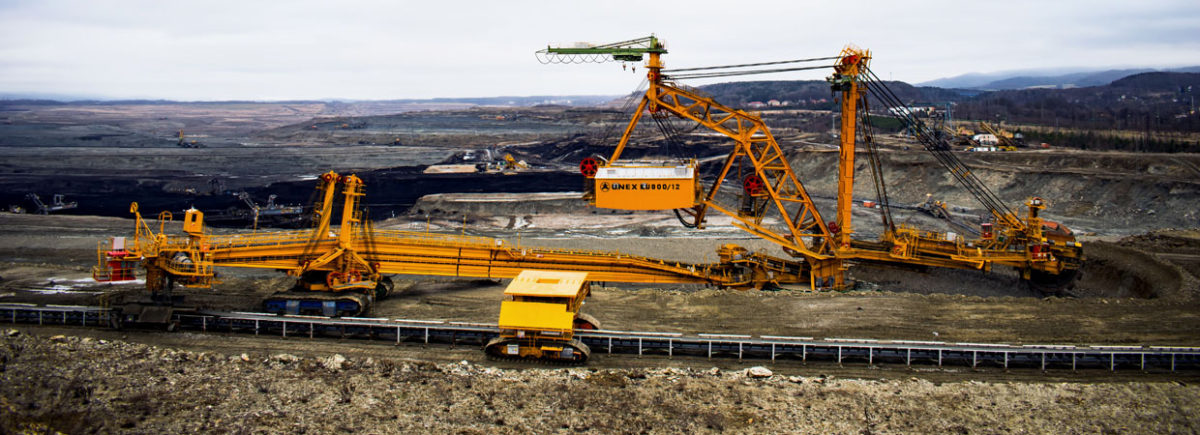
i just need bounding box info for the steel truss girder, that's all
[613,82,836,261]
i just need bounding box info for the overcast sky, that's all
[1,0,1198,100]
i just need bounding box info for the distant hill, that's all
[981,69,1155,90]
[673,71,1199,152]
[689,72,1199,121]
[691,80,970,110]
[954,72,1200,115]
[1110,71,1200,90]
[920,66,1200,90]
[920,68,1083,89]
[938,71,1199,152]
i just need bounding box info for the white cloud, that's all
[0,0,1197,100]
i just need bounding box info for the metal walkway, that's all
[4,303,1199,372]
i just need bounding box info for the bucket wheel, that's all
[375,276,395,298]
[1028,268,1080,296]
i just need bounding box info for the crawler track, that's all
[3,303,1199,373]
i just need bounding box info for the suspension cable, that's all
[663,56,840,73]
[651,112,682,159]
[666,64,835,80]
[858,93,895,232]
[590,77,649,155]
[860,67,1019,225]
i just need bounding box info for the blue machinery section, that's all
[4,303,1200,373]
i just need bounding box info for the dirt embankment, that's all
[3,330,1197,434]
[253,106,612,149]
[409,192,583,221]
[1118,230,1200,280]
[786,149,1200,235]
[403,144,1200,238]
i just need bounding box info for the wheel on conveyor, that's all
[375,276,395,298]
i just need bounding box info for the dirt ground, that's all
[3,330,1198,434]
[1,212,1198,347]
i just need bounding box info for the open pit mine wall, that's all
[0,168,582,222]
[4,149,1197,234]
[785,151,1200,232]
[405,151,1200,235]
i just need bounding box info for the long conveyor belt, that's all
[4,303,1199,373]
[147,229,808,287]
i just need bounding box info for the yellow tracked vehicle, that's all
[484,270,597,363]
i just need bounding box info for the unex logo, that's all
[601,183,681,191]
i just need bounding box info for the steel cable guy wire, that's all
[666,64,835,80]
[662,56,840,73]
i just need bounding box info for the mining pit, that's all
[1,102,1198,433]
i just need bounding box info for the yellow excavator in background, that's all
[977,121,1025,151]
[503,153,529,171]
[176,129,203,148]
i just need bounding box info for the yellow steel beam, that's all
[646,82,836,260]
[836,80,859,250]
[187,225,809,287]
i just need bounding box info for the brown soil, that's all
[3,330,1198,434]
[2,214,1198,348]
[379,279,1200,347]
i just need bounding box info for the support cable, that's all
[667,64,835,81]
[663,56,840,73]
[589,78,649,159]
[860,67,1019,226]
[858,94,895,232]
[650,111,693,163]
